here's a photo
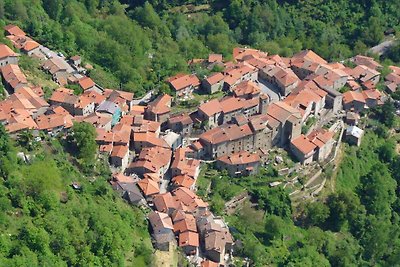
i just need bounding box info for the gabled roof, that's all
[179,231,199,248]
[198,99,222,117]
[35,113,73,131]
[78,76,95,90]
[205,72,224,85]
[343,91,366,104]
[172,175,195,189]
[208,54,223,63]
[110,145,128,159]
[4,25,26,36]
[232,80,260,98]
[168,74,200,91]
[153,192,177,213]
[147,94,172,115]
[138,178,160,196]
[217,151,260,166]
[292,50,327,65]
[174,213,197,234]
[291,135,316,155]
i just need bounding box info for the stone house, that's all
[167,113,193,136]
[202,73,224,94]
[216,151,260,177]
[0,44,19,67]
[110,145,129,169]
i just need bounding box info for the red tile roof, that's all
[4,25,26,36]
[78,76,95,90]
[168,74,200,91]
[217,151,260,166]
[138,178,160,196]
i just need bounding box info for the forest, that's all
[0,124,154,266]
[1,0,399,96]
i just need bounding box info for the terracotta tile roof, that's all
[200,123,253,145]
[130,105,146,115]
[172,175,195,189]
[147,94,172,115]
[110,144,128,159]
[143,172,161,183]
[350,65,379,82]
[219,96,244,113]
[78,76,95,90]
[129,146,172,175]
[201,260,219,267]
[233,47,268,61]
[49,87,78,105]
[217,151,260,166]
[362,89,381,100]
[111,173,134,184]
[174,213,197,234]
[5,114,38,133]
[1,64,27,89]
[23,40,40,52]
[343,91,366,105]
[4,24,26,36]
[153,193,177,213]
[353,55,382,70]
[223,64,255,86]
[0,44,18,59]
[307,129,334,148]
[208,54,223,63]
[179,231,199,248]
[204,231,227,253]
[291,135,316,155]
[133,132,169,148]
[292,50,327,65]
[266,101,301,124]
[81,90,106,106]
[35,113,73,131]
[385,73,400,85]
[347,80,361,91]
[138,178,160,196]
[171,209,186,223]
[76,112,112,128]
[198,99,222,117]
[171,148,200,178]
[389,66,400,76]
[168,113,192,126]
[205,72,224,85]
[284,88,323,112]
[172,187,208,212]
[232,80,260,98]
[168,74,200,91]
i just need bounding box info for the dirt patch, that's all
[154,243,178,267]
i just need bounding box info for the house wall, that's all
[343,100,364,113]
[290,143,314,165]
[0,56,18,67]
[206,249,224,264]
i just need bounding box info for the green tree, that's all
[69,122,97,168]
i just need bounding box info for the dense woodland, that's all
[1,0,400,266]
[0,124,154,266]
[1,0,399,96]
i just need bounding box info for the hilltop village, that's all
[1,24,400,266]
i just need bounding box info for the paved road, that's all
[132,90,154,105]
[258,79,281,102]
[369,37,397,56]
